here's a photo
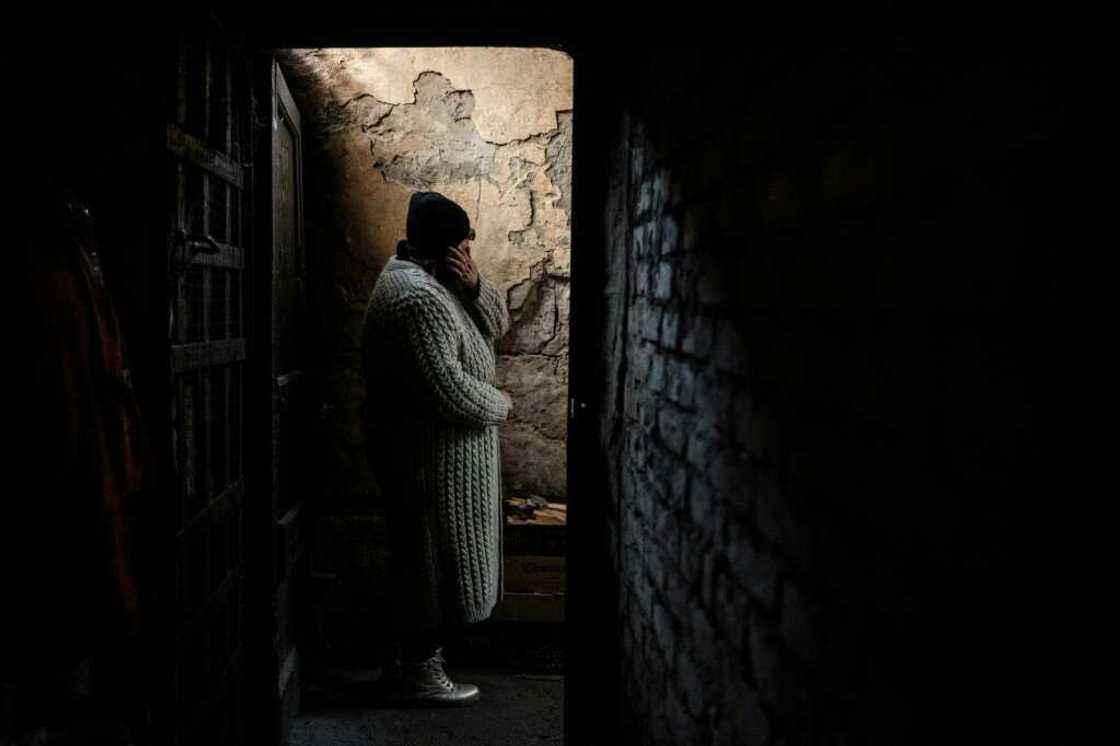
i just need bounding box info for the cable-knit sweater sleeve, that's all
[394,286,510,428]
[464,274,510,342]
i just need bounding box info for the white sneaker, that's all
[398,646,481,706]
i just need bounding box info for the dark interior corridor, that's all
[4,8,1075,746]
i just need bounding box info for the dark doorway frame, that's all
[232,27,617,746]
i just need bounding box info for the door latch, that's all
[569,398,588,419]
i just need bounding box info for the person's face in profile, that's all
[456,228,475,255]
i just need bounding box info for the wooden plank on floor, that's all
[492,591,565,623]
[504,555,565,594]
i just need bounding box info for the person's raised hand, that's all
[445,243,479,292]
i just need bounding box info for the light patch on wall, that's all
[295,47,572,144]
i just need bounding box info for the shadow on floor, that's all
[291,622,564,746]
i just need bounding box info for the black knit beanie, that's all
[398,191,471,259]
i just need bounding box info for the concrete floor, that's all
[291,667,563,746]
[291,623,564,746]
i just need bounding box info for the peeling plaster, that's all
[293,47,572,143]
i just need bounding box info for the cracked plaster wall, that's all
[281,48,572,501]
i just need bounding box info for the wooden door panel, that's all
[254,57,310,744]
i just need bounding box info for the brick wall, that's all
[592,39,1070,745]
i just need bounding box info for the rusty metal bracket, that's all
[169,228,221,280]
[168,229,223,338]
[178,228,221,256]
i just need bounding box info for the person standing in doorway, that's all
[361,191,512,706]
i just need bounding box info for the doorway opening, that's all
[277,47,573,742]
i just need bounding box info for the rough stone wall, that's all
[280,48,572,502]
[593,41,1069,745]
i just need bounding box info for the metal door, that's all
[166,15,251,745]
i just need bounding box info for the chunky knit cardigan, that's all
[361,256,511,630]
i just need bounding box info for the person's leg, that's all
[402,617,480,661]
[384,495,435,666]
[435,619,471,657]
[401,625,442,664]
